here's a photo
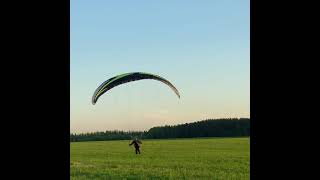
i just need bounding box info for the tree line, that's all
[70,118,249,142]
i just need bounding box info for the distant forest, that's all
[70,118,250,142]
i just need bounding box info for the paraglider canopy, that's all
[92,72,180,105]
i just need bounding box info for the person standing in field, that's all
[129,138,142,154]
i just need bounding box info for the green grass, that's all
[71,137,250,180]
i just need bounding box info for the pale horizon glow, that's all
[71,0,250,133]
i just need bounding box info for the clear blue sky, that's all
[71,0,250,133]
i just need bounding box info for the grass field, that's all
[71,137,250,180]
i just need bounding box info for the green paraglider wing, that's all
[92,72,180,105]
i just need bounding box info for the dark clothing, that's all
[129,140,142,154]
[130,140,141,148]
[135,147,140,154]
